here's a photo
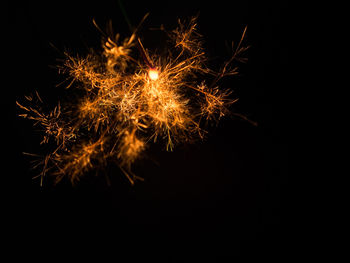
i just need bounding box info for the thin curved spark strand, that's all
[17,16,248,185]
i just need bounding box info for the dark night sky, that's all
[10,0,289,260]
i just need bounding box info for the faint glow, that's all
[148,69,159,80]
[17,16,249,185]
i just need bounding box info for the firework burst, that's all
[17,15,249,185]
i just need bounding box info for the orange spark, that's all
[17,15,249,185]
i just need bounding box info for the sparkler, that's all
[17,15,249,185]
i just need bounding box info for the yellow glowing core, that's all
[148,69,159,80]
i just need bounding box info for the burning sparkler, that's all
[17,15,249,185]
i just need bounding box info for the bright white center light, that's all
[148,69,159,80]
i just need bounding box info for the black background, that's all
[11,0,289,260]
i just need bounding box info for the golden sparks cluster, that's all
[17,16,249,185]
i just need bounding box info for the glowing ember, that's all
[17,15,249,185]
[148,69,159,80]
